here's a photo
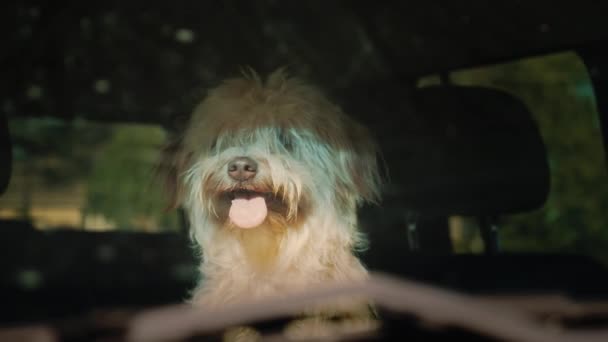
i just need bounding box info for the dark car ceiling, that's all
[352,1,608,76]
[1,0,608,125]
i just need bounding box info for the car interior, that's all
[2,1,608,341]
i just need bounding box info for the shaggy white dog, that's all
[161,69,381,319]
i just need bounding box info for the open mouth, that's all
[221,188,272,229]
[210,186,306,228]
[225,188,273,201]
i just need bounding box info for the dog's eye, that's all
[278,131,294,152]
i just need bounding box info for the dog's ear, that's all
[344,118,383,205]
[325,111,383,210]
[155,138,191,211]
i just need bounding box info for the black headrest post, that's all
[439,72,451,85]
[0,111,11,195]
[406,212,420,251]
[478,216,500,254]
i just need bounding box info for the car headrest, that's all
[385,85,550,216]
[0,112,11,195]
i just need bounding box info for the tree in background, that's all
[6,118,178,232]
[86,124,179,231]
[8,118,111,219]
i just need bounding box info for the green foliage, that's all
[9,117,111,187]
[86,124,179,231]
[8,118,178,232]
[450,52,608,264]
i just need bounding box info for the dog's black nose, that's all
[227,157,258,181]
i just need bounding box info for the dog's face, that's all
[162,70,380,236]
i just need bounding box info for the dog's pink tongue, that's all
[229,196,268,229]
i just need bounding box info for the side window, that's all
[0,118,180,232]
[419,52,608,264]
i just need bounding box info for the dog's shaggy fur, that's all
[160,69,381,316]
